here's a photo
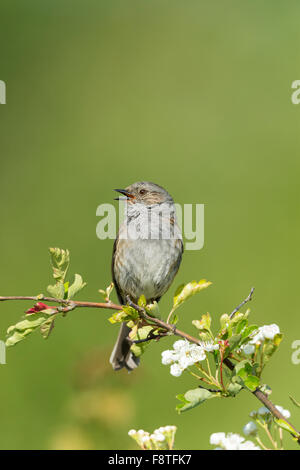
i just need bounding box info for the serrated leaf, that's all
[172,280,212,313]
[68,274,87,299]
[176,388,216,413]
[6,312,56,347]
[47,283,65,299]
[233,360,259,390]
[40,318,56,339]
[49,247,70,283]
[243,375,260,391]
[192,313,211,332]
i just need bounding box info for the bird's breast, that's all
[113,236,182,302]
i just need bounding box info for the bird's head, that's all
[114,181,174,206]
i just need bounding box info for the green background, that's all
[0,0,299,450]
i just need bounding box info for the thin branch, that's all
[131,329,168,344]
[224,358,299,440]
[1,291,299,442]
[230,287,255,319]
[0,296,121,311]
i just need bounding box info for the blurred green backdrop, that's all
[0,0,299,450]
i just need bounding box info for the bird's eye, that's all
[139,189,147,195]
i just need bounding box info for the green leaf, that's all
[138,295,147,308]
[145,301,160,319]
[170,314,179,325]
[64,282,69,299]
[172,280,212,313]
[192,313,211,332]
[130,325,154,357]
[230,313,247,327]
[198,331,213,342]
[241,325,258,339]
[227,334,242,353]
[234,359,250,374]
[220,313,230,330]
[49,247,70,283]
[47,282,65,299]
[40,318,56,339]
[243,375,260,391]
[235,361,252,380]
[6,312,57,347]
[235,319,248,335]
[262,334,283,365]
[98,282,114,301]
[176,388,217,413]
[108,306,139,324]
[289,395,300,409]
[68,274,87,299]
[232,360,259,391]
[227,380,243,397]
[274,419,299,438]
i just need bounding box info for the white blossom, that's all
[129,425,177,450]
[162,339,207,377]
[257,406,270,416]
[223,433,245,450]
[170,363,184,377]
[153,432,165,442]
[243,421,258,436]
[250,324,280,344]
[210,432,226,446]
[250,404,290,421]
[161,350,178,365]
[241,343,255,355]
[241,440,261,450]
[200,341,220,352]
[210,432,260,450]
[275,405,291,419]
[173,340,187,351]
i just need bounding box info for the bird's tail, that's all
[109,322,140,371]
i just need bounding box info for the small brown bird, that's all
[110,181,183,371]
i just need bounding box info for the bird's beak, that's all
[114,189,135,201]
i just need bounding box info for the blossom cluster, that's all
[210,432,261,450]
[240,324,280,355]
[161,339,219,377]
[250,324,280,345]
[128,426,177,450]
[250,405,291,420]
